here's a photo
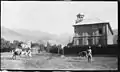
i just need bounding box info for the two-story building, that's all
[72,13,113,46]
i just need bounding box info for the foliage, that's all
[1,38,63,53]
[31,42,46,53]
[1,38,11,52]
[47,44,62,54]
[31,43,40,48]
[13,40,23,47]
[1,38,10,49]
[1,38,23,52]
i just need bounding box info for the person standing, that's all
[87,46,92,63]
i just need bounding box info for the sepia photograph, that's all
[1,1,118,71]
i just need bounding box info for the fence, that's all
[63,44,118,56]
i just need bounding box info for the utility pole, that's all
[47,42,50,53]
[63,46,64,55]
[58,45,60,55]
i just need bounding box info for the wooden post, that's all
[48,46,49,53]
[58,46,59,55]
[47,42,50,53]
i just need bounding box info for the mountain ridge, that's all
[1,26,72,45]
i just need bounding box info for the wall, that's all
[73,23,107,46]
[113,35,118,44]
[63,45,117,56]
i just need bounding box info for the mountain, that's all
[1,26,73,45]
[1,26,44,41]
[12,28,58,40]
[13,28,73,45]
[1,26,24,41]
[1,26,22,36]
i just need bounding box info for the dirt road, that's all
[1,52,118,70]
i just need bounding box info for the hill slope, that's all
[1,26,73,45]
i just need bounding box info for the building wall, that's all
[107,35,113,44]
[106,25,114,44]
[113,35,118,44]
[73,23,107,46]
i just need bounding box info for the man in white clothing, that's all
[87,46,92,62]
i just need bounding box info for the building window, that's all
[99,28,103,34]
[88,37,93,45]
[79,38,82,45]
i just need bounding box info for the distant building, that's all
[10,41,13,43]
[31,45,40,54]
[72,13,113,46]
[47,40,60,46]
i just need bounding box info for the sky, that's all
[1,1,118,35]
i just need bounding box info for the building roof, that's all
[73,17,114,35]
[75,17,107,25]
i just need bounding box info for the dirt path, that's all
[1,60,24,69]
[1,52,118,70]
[1,52,26,69]
[41,57,74,69]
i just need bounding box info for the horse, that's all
[12,48,23,59]
[12,48,32,60]
[78,46,93,62]
[78,51,88,58]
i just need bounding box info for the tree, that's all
[1,38,12,52]
[1,38,9,49]
[12,40,23,48]
[46,42,51,52]
[39,44,45,51]
[57,44,62,55]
